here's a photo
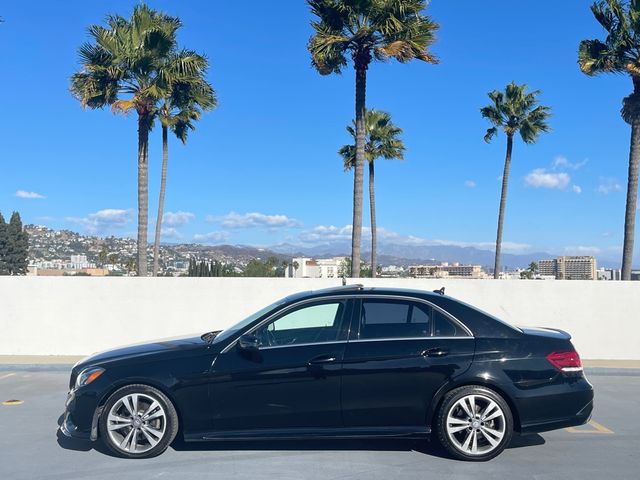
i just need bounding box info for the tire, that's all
[435,385,513,461]
[99,384,179,459]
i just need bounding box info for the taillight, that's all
[546,351,583,373]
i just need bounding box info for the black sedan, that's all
[60,285,593,461]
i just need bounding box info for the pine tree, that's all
[0,212,8,275]
[5,212,29,275]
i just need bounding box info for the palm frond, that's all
[339,108,405,167]
[308,0,438,73]
[480,82,551,144]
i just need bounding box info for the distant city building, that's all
[631,270,640,281]
[69,254,93,269]
[538,256,597,280]
[29,267,108,276]
[596,268,622,281]
[380,265,406,277]
[409,262,485,279]
[285,257,347,278]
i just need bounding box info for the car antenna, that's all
[433,287,445,295]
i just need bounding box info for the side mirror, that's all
[238,334,260,352]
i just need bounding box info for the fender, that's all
[427,371,522,432]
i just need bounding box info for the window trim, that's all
[221,296,353,353]
[353,295,473,341]
[220,294,473,353]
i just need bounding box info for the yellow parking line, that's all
[565,420,614,434]
[0,373,16,381]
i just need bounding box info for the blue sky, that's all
[0,1,637,265]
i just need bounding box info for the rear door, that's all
[341,296,475,428]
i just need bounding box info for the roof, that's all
[286,284,446,301]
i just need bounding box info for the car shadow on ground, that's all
[56,416,545,460]
[170,433,545,458]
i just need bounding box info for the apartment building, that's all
[285,257,347,278]
[538,256,597,280]
[409,262,485,278]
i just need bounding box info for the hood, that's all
[518,326,571,340]
[75,334,207,368]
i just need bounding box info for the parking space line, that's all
[565,420,614,434]
[0,373,16,381]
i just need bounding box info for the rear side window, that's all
[359,299,431,339]
[433,309,468,337]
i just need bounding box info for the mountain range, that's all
[269,241,556,269]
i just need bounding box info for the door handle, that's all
[308,355,337,365]
[422,347,449,358]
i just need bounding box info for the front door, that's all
[341,297,475,428]
[208,298,353,432]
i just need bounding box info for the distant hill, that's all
[269,241,556,269]
[26,224,616,271]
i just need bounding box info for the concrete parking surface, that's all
[0,368,638,480]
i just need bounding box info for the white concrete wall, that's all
[0,277,638,359]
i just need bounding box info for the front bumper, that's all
[59,388,102,441]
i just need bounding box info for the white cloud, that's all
[298,224,352,243]
[563,245,601,255]
[209,212,302,229]
[572,185,582,194]
[597,177,623,194]
[15,190,45,199]
[297,224,531,254]
[524,168,571,189]
[67,209,132,234]
[161,227,183,240]
[464,180,477,188]
[193,231,229,243]
[552,156,588,171]
[163,211,194,227]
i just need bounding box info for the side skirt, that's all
[185,426,431,442]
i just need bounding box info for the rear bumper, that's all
[520,397,592,433]
[516,376,594,434]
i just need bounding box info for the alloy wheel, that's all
[445,393,506,456]
[106,392,167,454]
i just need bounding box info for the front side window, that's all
[358,299,431,339]
[253,301,347,347]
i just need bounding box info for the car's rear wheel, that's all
[435,385,513,461]
[99,384,178,459]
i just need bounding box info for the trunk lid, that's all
[518,326,572,340]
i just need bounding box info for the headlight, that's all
[75,367,105,388]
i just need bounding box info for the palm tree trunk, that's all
[352,56,369,278]
[494,134,513,279]
[369,160,377,278]
[137,113,150,277]
[622,120,640,280]
[153,125,169,277]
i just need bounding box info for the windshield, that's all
[212,297,288,344]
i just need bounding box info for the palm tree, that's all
[481,82,551,279]
[339,109,405,277]
[308,0,438,277]
[152,54,217,276]
[71,5,200,276]
[579,1,640,280]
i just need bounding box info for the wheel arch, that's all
[428,380,521,432]
[93,379,183,439]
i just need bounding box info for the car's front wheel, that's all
[435,385,513,461]
[99,384,179,458]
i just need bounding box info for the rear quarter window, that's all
[429,296,521,339]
